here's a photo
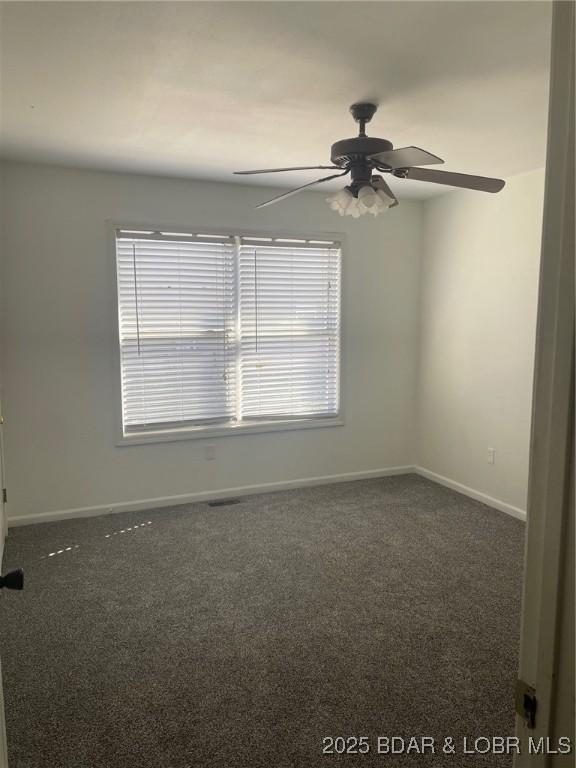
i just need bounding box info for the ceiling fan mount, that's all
[349,101,378,129]
[234,103,505,214]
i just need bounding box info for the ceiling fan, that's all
[234,103,505,217]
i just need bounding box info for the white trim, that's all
[415,466,527,521]
[514,3,574,760]
[0,661,7,768]
[6,465,529,528]
[7,466,414,527]
[0,418,6,566]
[118,417,345,447]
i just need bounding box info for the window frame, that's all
[109,221,345,446]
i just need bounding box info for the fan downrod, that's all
[350,103,378,136]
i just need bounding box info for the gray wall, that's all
[417,169,544,512]
[1,161,422,521]
[0,161,545,523]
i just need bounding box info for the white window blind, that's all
[238,241,340,420]
[115,230,341,436]
[116,234,236,431]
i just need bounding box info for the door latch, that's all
[515,679,537,729]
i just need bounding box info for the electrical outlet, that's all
[487,448,496,465]
[204,444,216,461]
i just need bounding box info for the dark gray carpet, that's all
[0,474,525,768]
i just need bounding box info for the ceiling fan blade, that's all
[255,171,349,209]
[404,167,505,192]
[370,146,444,169]
[371,175,399,207]
[234,165,339,175]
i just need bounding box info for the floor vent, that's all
[207,498,242,508]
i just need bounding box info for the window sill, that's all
[117,416,344,446]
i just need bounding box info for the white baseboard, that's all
[7,466,415,527]
[414,466,527,521]
[7,465,526,528]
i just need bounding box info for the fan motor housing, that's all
[330,137,393,167]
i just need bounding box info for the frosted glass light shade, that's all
[327,188,355,215]
[327,184,395,218]
[375,188,395,208]
[357,185,379,212]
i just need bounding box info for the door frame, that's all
[0,400,8,767]
[514,1,575,763]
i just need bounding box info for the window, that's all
[115,228,341,440]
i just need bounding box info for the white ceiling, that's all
[0,1,551,199]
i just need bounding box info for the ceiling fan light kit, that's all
[327,181,396,218]
[234,103,505,213]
